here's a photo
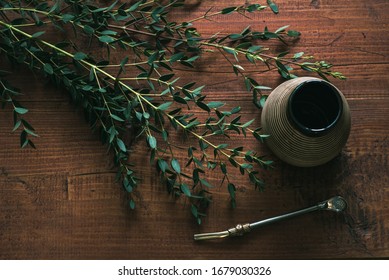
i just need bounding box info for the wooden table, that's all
[1,0,388,259]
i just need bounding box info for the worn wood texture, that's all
[1,0,388,259]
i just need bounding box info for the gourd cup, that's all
[261,77,351,167]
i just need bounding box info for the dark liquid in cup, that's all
[288,81,342,136]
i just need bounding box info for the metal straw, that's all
[193,196,347,241]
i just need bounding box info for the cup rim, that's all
[287,80,343,136]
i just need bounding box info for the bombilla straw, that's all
[193,196,347,241]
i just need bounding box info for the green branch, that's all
[0,1,345,224]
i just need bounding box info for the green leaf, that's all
[287,30,301,37]
[159,61,173,71]
[12,120,22,132]
[147,135,157,149]
[100,30,118,36]
[292,52,304,60]
[120,56,129,71]
[21,119,34,131]
[253,132,270,143]
[241,163,253,169]
[83,25,95,35]
[123,177,133,193]
[248,45,263,53]
[247,4,266,12]
[229,156,238,167]
[31,31,45,38]
[170,52,185,62]
[264,29,279,39]
[62,14,75,23]
[147,51,160,65]
[20,130,28,148]
[43,63,54,75]
[116,138,126,152]
[25,128,38,137]
[182,82,195,91]
[231,106,241,114]
[157,102,173,111]
[221,7,236,14]
[99,35,115,43]
[233,64,244,75]
[89,68,95,81]
[267,0,279,14]
[207,101,225,109]
[14,107,28,114]
[73,52,87,61]
[199,139,208,151]
[199,178,214,188]
[128,1,142,12]
[158,159,169,173]
[92,6,107,13]
[180,184,191,197]
[111,114,125,122]
[185,120,200,129]
[242,119,255,128]
[159,73,174,82]
[260,95,268,108]
[161,130,168,142]
[254,85,272,91]
[228,183,236,199]
[108,126,117,143]
[129,199,135,210]
[275,25,289,34]
[222,46,237,56]
[191,204,198,218]
[220,163,227,174]
[171,158,181,174]
[173,95,187,105]
[192,85,205,95]
[276,60,289,74]
[278,52,290,59]
[217,144,228,149]
[196,101,210,112]
[229,33,242,41]
[185,55,200,63]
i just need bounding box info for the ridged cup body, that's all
[261,77,351,167]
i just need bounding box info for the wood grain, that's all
[1,0,388,259]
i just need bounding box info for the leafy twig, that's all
[0,0,345,224]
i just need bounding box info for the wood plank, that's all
[0,0,388,259]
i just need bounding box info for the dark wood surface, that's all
[1,0,388,259]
